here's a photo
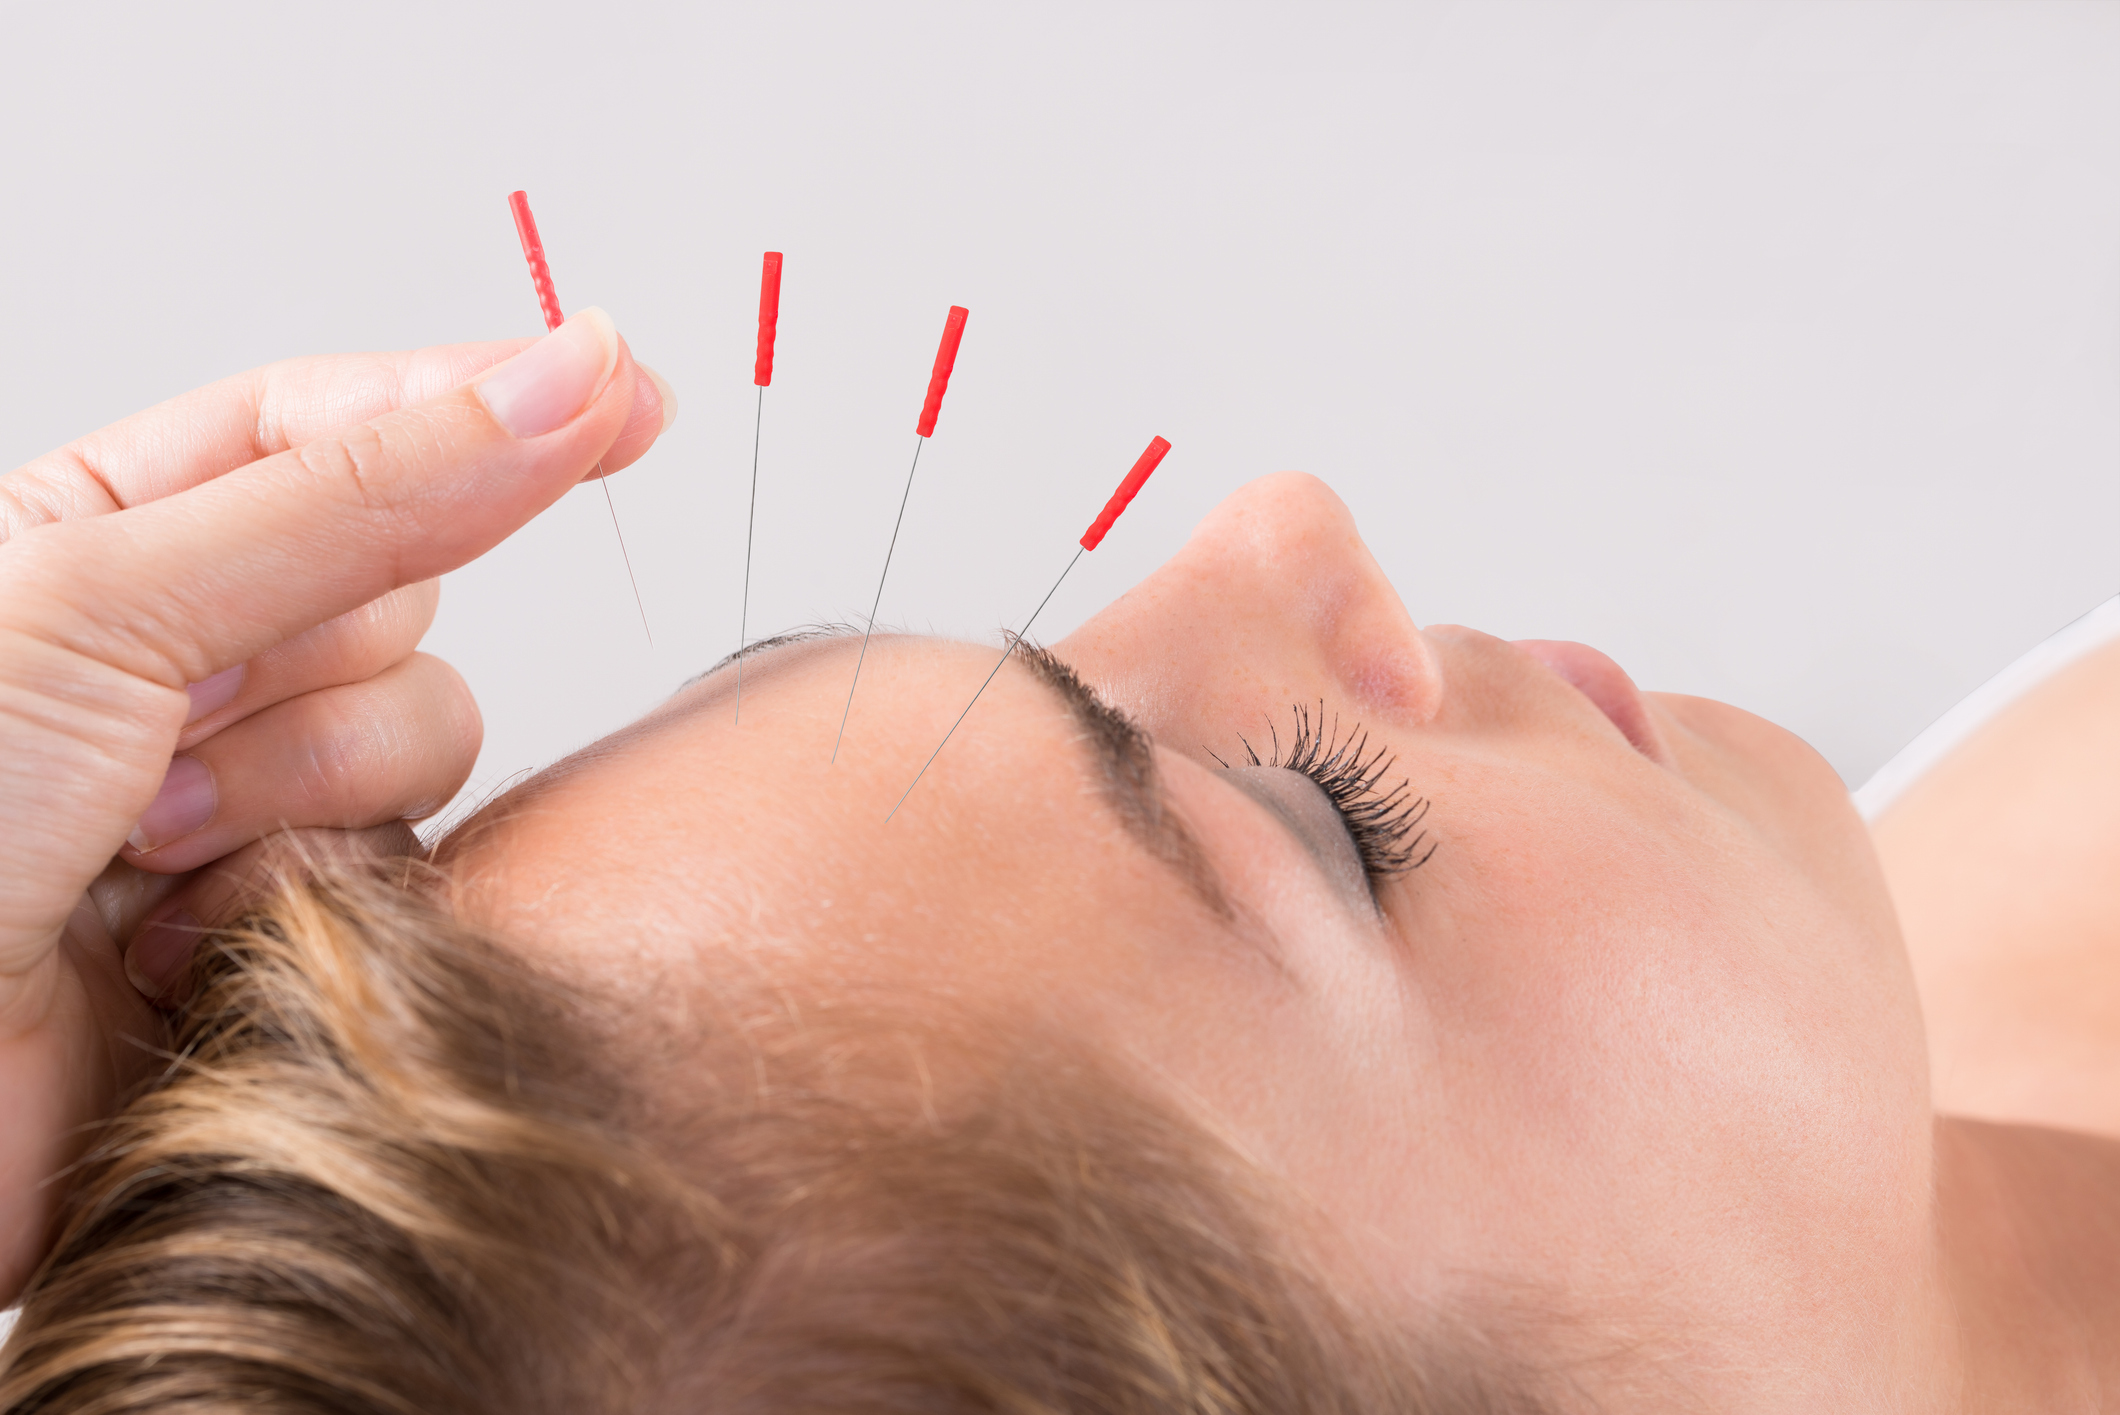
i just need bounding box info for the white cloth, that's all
[1853,594,2120,821]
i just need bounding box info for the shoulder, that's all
[1872,617,2120,1138]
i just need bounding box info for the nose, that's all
[1053,472,1442,757]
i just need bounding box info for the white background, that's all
[2,1,2115,813]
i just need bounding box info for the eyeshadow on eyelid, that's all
[1217,765,1376,917]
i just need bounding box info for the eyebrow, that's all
[1011,643,1234,921]
[678,630,1233,920]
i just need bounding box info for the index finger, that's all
[0,308,645,690]
[0,341,530,541]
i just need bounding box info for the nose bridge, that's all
[1060,473,1442,731]
[1145,473,1383,649]
[1179,471,1363,586]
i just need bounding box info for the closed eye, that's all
[1214,703,1436,890]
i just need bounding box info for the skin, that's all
[0,316,672,1303]
[1872,638,2120,1136]
[439,473,2120,1411]
[4,328,2115,1406]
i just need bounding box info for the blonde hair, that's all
[0,865,1542,1413]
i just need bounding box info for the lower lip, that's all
[1510,639,1667,763]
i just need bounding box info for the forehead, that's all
[436,636,1216,1016]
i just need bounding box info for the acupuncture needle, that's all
[832,304,970,763]
[885,435,1173,822]
[735,251,783,722]
[506,189,652,645]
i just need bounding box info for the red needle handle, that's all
[915,305,969,437]
[507,191,565,333]
[1079,436,1172,551]
[755,251,783,387]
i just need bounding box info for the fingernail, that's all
[642,364,679,434]
[127,756,216,853]
[475,307,620,439]
[125,910,200,1001]
[184,664,245,724]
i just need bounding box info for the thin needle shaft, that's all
[885,547,1085,823]
[595,464,651,644]
[833,435,925,762]
[735,384,765,721]
[507,194,650,645]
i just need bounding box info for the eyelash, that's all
[1214,704,1438,881]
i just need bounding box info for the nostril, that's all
[1511,639,1670,764]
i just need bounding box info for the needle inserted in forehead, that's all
[735,251,783,723]
[833,304,970,763]
[507,189,652,645]
[885,435,1172,823]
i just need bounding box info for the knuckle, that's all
[282,662,468,825]
[246,355,353,461]
[0,450,123,547]
[0,476,55,547]
[295,422,394,514]
[288,404,479,561]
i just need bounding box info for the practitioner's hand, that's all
[0,311,672,1304]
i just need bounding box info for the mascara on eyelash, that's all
[1213,704,1437,879]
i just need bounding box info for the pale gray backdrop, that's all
[3,1,2115,819]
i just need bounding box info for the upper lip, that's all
[1509,639,1670,764]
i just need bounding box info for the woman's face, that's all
[446,473,1936,1385]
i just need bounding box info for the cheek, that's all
[1403,762,1933,1272]
[1108,938,1446,1273]
[1434,756,1911,1108]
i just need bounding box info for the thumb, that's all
[0,307,649,978]
[0,307,642,688]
